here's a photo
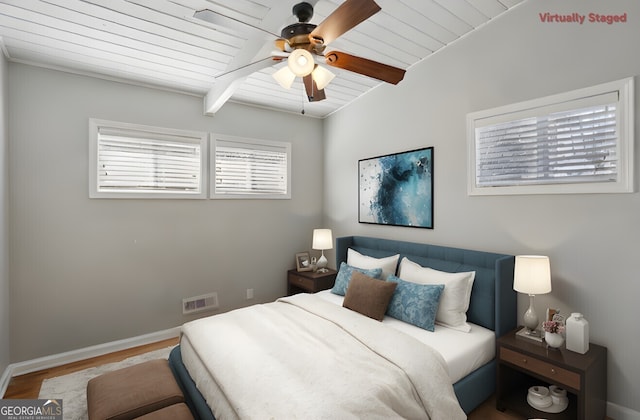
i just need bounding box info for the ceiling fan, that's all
[194,0,406,103]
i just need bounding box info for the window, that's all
[211,134,291,199]
[89,119,207,198]
[467,77,634,195]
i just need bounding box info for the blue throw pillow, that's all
[331,262,383,296]
[386,275,444,331]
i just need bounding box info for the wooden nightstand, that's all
[497,328,607,420]
[287,269,337,295]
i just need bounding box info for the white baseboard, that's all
[0,364,12,400]
[609,401,640,420]
[1,326,181,397]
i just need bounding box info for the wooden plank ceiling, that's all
[0,0,524,118]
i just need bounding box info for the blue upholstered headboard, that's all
[336,236,516,338]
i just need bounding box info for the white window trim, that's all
[89,119,208,199]
[210,134,291,200]
[467,77,634,195]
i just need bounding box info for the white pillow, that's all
[398,257,476,332]
[347,248,400,279]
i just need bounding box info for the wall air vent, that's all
[183,292,219,315]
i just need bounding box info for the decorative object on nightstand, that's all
[527,385,552,410]
[566,313,589,354]
[526,385,569,413]
[542,319,565,349]
[312,229,333,273]
[513,255,552,342]
[295,252,312,272]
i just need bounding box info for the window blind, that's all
[96,126,202,194]
[468,78,633,195]
[475,101,618,187]
[213,137,289,197]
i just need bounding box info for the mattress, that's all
[315,289,495,383]
[180,332,226,414]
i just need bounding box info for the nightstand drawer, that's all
[289,274,314,291]
[500,347,580,390]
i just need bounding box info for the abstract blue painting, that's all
[359,147,433,229]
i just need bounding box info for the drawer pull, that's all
[551,368,556,375]
[522,359,527,364]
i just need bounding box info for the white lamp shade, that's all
[272,65,296,89]
[311,65,336,90]
[514,255,552,294]
[288,49,314,77]
[312,229,333,250]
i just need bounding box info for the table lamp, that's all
[312,229,332,273]
[513,255,552,341]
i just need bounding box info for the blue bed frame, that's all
[168,236,516,418]
[335,236,516,413]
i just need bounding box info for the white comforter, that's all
[181,293,466,420]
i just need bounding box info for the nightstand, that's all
[497,328,607,420]
[287,269,337,295]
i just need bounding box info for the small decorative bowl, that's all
[527,386,553,409]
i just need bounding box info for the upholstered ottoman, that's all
[86,359,185,420]
[134,403,193,419]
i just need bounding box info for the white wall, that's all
[8,64,324,361]
[0,48,10,378]
[324,0,640,415]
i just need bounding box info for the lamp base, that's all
[316,252,328,273]
[516,326,544,342]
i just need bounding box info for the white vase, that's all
[545,332,564,349]
[566,312,589,354]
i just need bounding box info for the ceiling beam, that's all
[202,2,297,115]
[204,57,281,115]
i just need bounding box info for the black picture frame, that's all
[358,147,434,229]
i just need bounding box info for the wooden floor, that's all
[468,395,522,420]
[4,338,520,419]
[4,337,180,399]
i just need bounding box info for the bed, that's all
[168,235,516,419]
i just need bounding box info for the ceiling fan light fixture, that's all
[273,65,296,89]
[288,49,314,77]
[312,65,336,90]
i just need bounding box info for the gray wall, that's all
[324,0,639,415]
[8,64,324,361]
[0,49,9,377]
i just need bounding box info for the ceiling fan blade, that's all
[324,51,405,85]
[303,74,327,102]
[309,0,381,46]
